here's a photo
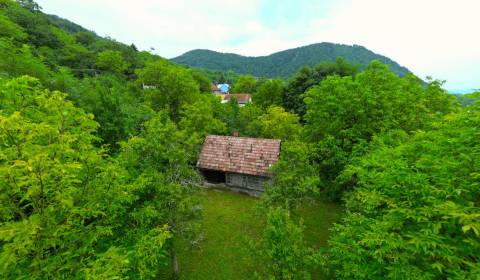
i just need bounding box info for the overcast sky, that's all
[37,0,479,91]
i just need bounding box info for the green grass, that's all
[171,188,342,279]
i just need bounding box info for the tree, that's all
[282,58,357,117]
[236,103,263,137]
[179,94,227,149]
[326,104,480,279]
[264,141,320,210]
[0,14,27,41]
[74,31,96,46]
[253,79,285,109]
[4,1,62,48]
[118,112,202,278]
[95,50,129,74]
[232,74,256,93]
[16,0,41,12]
[73,75,150,153]
[303,61,456,200]
[258,207,318,280]
[190,69,212,93]
[136,60,200,121]
[0,38,50,82]
[0,76,172,279]
[248,106,302,141]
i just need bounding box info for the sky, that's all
[36,0,479,91]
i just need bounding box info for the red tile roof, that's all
[223,93,252,104]
[197,135,281,177]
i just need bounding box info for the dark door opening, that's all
[201,169,226,184]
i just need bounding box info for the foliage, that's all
[96,50,129,74]
[72,75,153,152]
[136,60,200,121]
[282,58,358,117]
[171,43,409,79]
[46,14,90,34]
[232,74,256,93]
[0,76,170,279]
[0,38,50,82]
[1,2,477,279]
[258,207,318,280]
[453,91,480,106]
[326,105,480,279]
[189,69,212,93]
[248,106,302,141]
[179,94,228,148]
[264,141,320,210]
[0,13,27,41]
[253,79,285,109]
[304,61,456,199]
[118,111,203,277]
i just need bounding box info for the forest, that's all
[0,0,479,279]
[171,43,410,79]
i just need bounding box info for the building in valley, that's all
[221,93,252,107]
[197,135,281,196]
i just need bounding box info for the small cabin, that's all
[197,135,281,196]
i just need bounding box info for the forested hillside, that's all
[171,43,410,78]
[1,0,479,279]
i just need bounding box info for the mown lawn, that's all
[169,188,342,280]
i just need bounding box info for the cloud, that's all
[37,0,480,89]
[223,0,480,88]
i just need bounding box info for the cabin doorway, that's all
[201,169,226,184]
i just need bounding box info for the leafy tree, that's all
[95,50,129,74]
[326,105,480,279]
[0,13,27,41]
[0,38,50,82]
[232,74,256,93]
[48,66,78,93]
[74,31,96,46]
[73,75,150,152]
[304,61,456,199]
[264,141,320,209]
[0,76,171,279]
[4,1,62,48]
[136,60,200,121]
[57,41,95,70]
[16,0,41,12]
[258,207,317,280]
[253,79,285,109]
[190,69,212,93]
[118,112,202,277]
[283,58,357,117]
[248,106,302,141]
[179,94,227,148]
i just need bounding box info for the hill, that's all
[171,43,411,78]
[45,14,91,34]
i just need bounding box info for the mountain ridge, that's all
[172,42,411,78]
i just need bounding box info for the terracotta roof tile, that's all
[197,135,281,177]
[222,94,252,104]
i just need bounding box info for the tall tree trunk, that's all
[171,247,179,279]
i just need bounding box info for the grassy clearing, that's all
[171,188,342,280]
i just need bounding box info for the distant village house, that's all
[197,135,281,196]
[142,83,157,90]
[217,83,230,93]
[221,93,252,107]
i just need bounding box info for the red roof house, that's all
[221,93,252,107]
[197,135,281,195]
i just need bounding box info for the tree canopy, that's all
[1,1,478,279]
